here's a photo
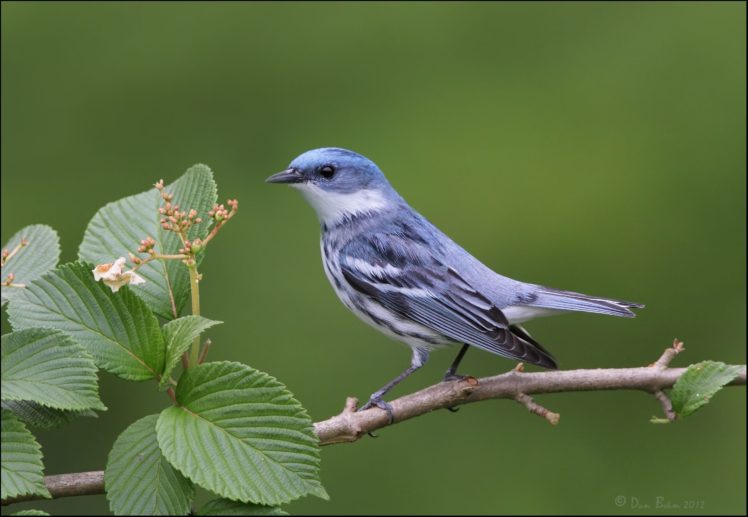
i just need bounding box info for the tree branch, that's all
[313,361,745,445]
[3,359,745,506]
[3,471,105,505]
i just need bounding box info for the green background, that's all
[2,1,745,515]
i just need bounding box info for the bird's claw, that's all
[443,372,469,412]
[358,397,395,424]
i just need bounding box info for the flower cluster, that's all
[208,199,238,223]
[127,236,156,265]
[156,181,203,235]
[92,178,238,291]
[201,199,238,247]
[152,180,238,264]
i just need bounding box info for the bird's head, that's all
[266,147,398,225]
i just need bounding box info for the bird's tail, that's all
[528,285,644,318]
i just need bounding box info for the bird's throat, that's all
[292,183,389,225]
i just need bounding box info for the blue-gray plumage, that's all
[267,147,643,416]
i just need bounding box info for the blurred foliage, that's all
[1,1,745,515]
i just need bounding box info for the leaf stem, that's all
[187,263,202,367]
[130,253,189,272]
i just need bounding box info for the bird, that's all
[266,147,643,418]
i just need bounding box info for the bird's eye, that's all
[320,165,335,179]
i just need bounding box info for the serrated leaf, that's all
[11,510,51,516]
[79,165,217,319]
[105,414,193,515]
[7,262,165,381]
[1,329,106,412]
[198,498,287,516]
[1,400,97,430]
[159,316,222,390]
[671,361,744,418]
[156,361,327,506]
[1,225,60,306]
[1,410,51,501]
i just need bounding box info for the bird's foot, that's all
[442,372,471,413]
[442,372,468,383]
[358,396,395,424]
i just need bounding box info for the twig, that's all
[514,392,560,425]
[653,339,685,369]
[649,339,685,420]
[653,389,677,422]
[2,362,745,506]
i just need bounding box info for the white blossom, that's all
[92,257,146,292]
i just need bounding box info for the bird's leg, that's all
[359,348,429,424]
[443,343,470,382]
[443,343,471,413]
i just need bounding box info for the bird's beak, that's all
[265,168,303,184]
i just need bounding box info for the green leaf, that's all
[671,361,744,418]
[156,361,327,506]
[79,165,217,319]
[7,262,165,381]
[159,316,222,390]
[105,414,193,515]
[1,329,106,412]
[11,510,51,516]
[1,400,97,430]
[1,410,51,501]
[198,499,287,516]
[1,225,60,306]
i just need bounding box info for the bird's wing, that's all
[339,232,557,368]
